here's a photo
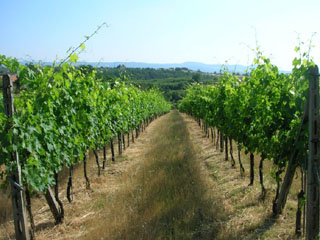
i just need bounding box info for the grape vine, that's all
[179,48,315,219]
[0,54,171,193]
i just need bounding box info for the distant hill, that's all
[77,61,250,74]
[19,61,290,74]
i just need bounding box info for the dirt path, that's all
[82,110,224,239]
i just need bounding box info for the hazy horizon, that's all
[1,0,319,70]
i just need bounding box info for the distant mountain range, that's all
[18,61,290,74]
[77,61,250,74]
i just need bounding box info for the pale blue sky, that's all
[0,0,319,70]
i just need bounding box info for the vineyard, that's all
[0,54,171,239]
[179,49,320,239]
[1,46,320,239]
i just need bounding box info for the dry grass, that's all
[0,163,13,226]
[83,110,225,239]
[183,113,302,240]
[0,189,11,225]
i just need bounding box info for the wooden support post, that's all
[2,75,30,240]
[307,65,320,240]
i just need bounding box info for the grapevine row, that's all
[179,49,316,235]
[0,54,171,236]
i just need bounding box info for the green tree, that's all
[192,72,201,83]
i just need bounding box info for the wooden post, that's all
[307,65,320,240]
[2,75,30,240]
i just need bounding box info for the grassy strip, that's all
[84,110,224,239]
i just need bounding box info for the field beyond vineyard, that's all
[0,110,300,239]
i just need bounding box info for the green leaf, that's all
[80,44,85,51]
[69,53,78,63]
[26,101,33,114]
[27,157,37,166]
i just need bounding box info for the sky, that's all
[0,0,320,70]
